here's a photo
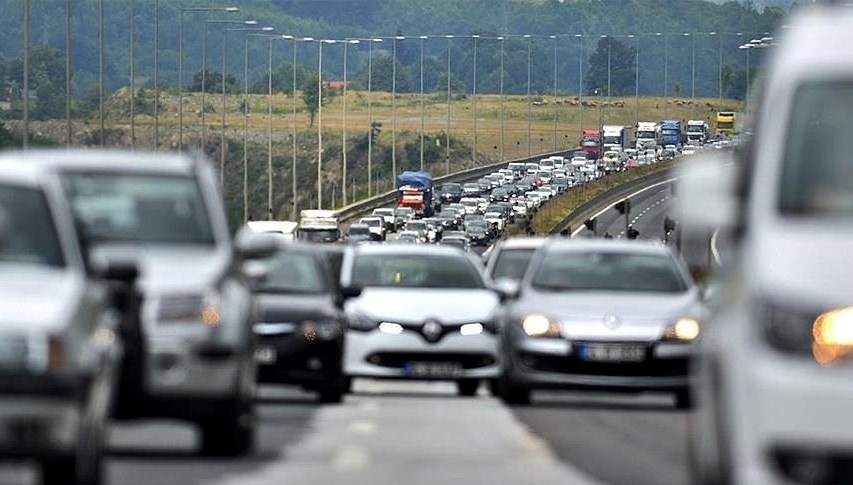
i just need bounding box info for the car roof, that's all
[0,149,198,176]
[543,238,670,255]
[352,244,468,257]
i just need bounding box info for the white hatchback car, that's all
[688,6,853,485]
[341,245,503,396]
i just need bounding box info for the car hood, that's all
[513,289,698,340]
[91,244,228,293]
[0,266,84,333]
[346,287,499,323]
[255,293,339,323]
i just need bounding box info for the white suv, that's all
[688,6,853,485]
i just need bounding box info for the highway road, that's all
[0,184,686,485]
[574,183,675,243]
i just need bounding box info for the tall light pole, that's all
[711,32,721,101]
[154,0,159,150]
[129,0,136,149]
[631,34,639,125]
[525,34,532,157]
[577,33,583,136]
[243,29,276,222]
[391,35,404,180]
[605,34,611,123]
[445,35,453,175]
[65,0,71,146]
[552,35,558,152]
[204,20,258,151]
[22,0,30,149]
[472,34,479,167]
[98,0,103,145]
[342,39,359,206]
[317,39,338,210]
[656,32,669,118]
[180,6,239,151]
[685,32,695,117]
[419,35,427,171]
[499,35,505,162]
[366,38,382,195]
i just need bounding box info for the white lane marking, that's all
[348,420,377,436]
[571,178,678,236]
[332,445,372,470]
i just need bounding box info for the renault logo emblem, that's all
[602,314,621,330]
[422,319,443,342]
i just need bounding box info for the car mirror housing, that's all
[235,231,278,260]
[492,279,521,303]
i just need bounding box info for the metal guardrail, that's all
[334,148,580,225]
[549,168,677,235]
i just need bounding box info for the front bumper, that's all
[254,331,343,389]
[344,330,500,379]
[505,333,692,391]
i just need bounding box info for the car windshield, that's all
[407,221,427,231]
[257,251,327,294]
[491,248,536,281]
[394,208,412,216]
[531,251,688,293]
[0,184,65,268]
[351,253,483,289]
[298,229,339,243]
[779,81,853,217]
[63,172,215,246]
[349,226,370,235]
[374,209,393,217]
[362,219,381,227]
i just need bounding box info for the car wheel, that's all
[42,418,103,485]
[200,395,255,457]
[456,379,480,397]
[675,389,692,410]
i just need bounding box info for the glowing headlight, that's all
[301,320,341,342]
[200,291,222,327]
[664,318,700,342]
[378,322,404,335]
[812,307,853,366]
[460,323,484,336]
[521,315,561,338]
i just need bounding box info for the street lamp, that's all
[576,33,583,136]
[684,32,695,117]
[317,39,338,209]
[203,19,258,150]
[472,34,479,167]
[603,34,611,123]
[179,6,239,151]
[655,32,669,117]
[154,0,159,149]
[243,28,276,222]
[419,35,427,171]
[129,0,136,150]
[65,0,71,146]
[98,0,103,145]
[629,34,639,125]
[364,38,383,196]
[739,42,753,94]
[290,37,316,218]
[445,34,453,175]
[498,35,505,162]
[551,35,557,152]
[342,39,359,206]
[709,32,722,101]
[525,34,532,157]
[391,35,405,180]
[23,0,30,149]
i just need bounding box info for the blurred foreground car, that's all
[485,237,549,283]
[249,242,356,403]
[55,150,273,457]
[500,240,700,406]
[0,154,139,485]
[687,6,853,484]
[341,245,503,395]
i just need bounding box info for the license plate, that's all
[577,343,646,363]
[403,361,462,378]
[254,346,277,365]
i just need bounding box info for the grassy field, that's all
[124,89,742,161]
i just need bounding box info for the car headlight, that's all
[758,300,820,357]
[158,291,221,326]
[521,314,561,338]
[200,291,222,327]
[348,314,378,332]
[301,320,341,342]
[663,318,701,342]
[812,307,853,365]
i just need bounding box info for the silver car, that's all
[341,245,503,396]
[485,237,549,283]
[0,154,136,484]
[500,239,700,406]
[44,150,271,457]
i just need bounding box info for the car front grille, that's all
[519,351,688,377]
[365,352,495,369]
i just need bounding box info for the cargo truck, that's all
[580,129,602,160]
[297,210,341,243]
[602,125,630,152]
[686,120,709,145]
[635,122,661,151]
[396,171,435,218]
[715,112,736,138]
[660,120,684,147]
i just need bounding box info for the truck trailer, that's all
[396,171,435,218]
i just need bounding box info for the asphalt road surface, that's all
[574,183,675,242]
[0,189,687,485]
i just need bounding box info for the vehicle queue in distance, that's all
[0,117,713,485]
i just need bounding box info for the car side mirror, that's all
[336,285,363,309]
[492,279,521,303]
[91,254,140,284]
[235,230,278,260]
[242,260,269,286]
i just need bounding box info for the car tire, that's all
[456,379,479,397]
[675,389,692,410]
[200,395,255,457]
[41,418,103,485]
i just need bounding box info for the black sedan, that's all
[251,244,354,403]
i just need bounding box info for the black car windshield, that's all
[0,184,65,268]
[531,251,688,293]
[491,248,536,281]
[348,225,370,235]
[351,253,484,289]
[298,229,339,243]
[63,173,215,246]
[257,251,328,294]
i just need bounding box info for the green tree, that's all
[352,53,412,93]
[721,64,734,97]
[188,69,240,94]
[301,70,335,127]
[250,61,307,95]
[585,37,636,96]
[673,82,683,97]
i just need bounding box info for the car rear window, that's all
[531,251,688,293]
[351,253,484,289]
[0,184,65,268]
[490,248,536,281]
